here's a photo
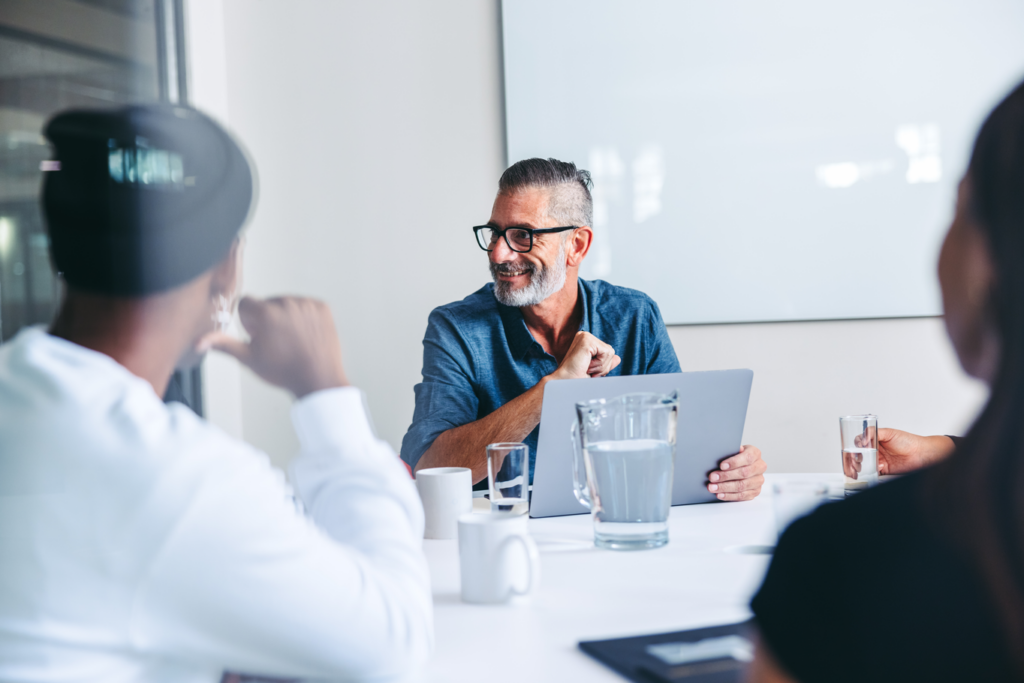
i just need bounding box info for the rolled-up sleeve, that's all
[400,309,480,470]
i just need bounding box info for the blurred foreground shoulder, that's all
[752,473,1013,683]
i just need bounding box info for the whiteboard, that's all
[502,0,1024,324]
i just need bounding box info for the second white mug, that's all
[458,512,540,604]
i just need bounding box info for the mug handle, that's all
[499,533,541,598]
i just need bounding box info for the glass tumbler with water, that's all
[486,442,529,514]
[840,414,879,495]
[571,392,678,550]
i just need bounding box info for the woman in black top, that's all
[749,79,1024,682]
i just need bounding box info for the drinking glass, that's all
[840,414,878,495]
[571,392,678,550]
[486,442,529,514]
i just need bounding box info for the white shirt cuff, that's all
[290,386,375,453]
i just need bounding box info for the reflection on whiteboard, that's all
[502,0,1024,324]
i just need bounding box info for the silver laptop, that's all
[529,370,754,518]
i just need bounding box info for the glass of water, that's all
[486,442,529,515]
[571,392,678,550]
[840,414,879,495]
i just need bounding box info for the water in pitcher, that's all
[585,438,674,549]
[842,447,878,494]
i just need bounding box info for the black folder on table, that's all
[578,620,755,683]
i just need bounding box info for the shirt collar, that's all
[6,325,159,397]
[495,278,590,361]
[577,277,592,334]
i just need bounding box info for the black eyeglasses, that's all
[473,225,577,253]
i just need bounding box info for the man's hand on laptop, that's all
[707,445,766,501]
[550,331,621,380]
[200,295,349,399]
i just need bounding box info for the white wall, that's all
[188,0,987,474]
[190,0,506,467]
[669,317,986,472]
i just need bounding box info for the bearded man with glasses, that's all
[400,158,765,499]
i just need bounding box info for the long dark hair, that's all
[927,78,1024,672]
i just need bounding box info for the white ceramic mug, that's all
[458,513,540,604]
[415,467,472,539]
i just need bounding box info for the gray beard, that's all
[490,243,568,307]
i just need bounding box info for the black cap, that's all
[42,104,254,296]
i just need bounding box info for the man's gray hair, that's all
[497,158,593,228]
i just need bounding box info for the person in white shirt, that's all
[0,104,432,682]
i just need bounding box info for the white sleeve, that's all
[130,387,432,681]
[288,387,425,553]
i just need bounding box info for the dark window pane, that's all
[0,0,160,342]
[0,1,201,415]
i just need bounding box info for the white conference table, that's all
[421,473,844,681]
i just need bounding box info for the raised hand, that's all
[199,295,348,398]
[550,331,621,380]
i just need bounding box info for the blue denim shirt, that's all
[399,278,681,482]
